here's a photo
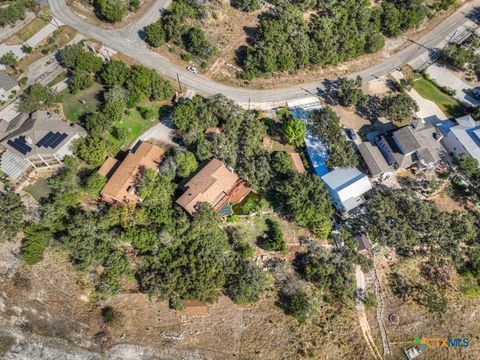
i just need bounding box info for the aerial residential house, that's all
[99,142,164,205]
[0,111,86,180]
[437,115,480,163]
[375,119,445,171]
[176,158,251,216]
[0,71,19,103]
[357,141,392,177]
[321,167,372,213]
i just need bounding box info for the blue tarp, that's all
[291,108,330,177]
[436,119,455,137]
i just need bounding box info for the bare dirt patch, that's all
[333,105,371,131]
[429,192,470,213]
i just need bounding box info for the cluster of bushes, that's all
[144,0,217,66]
[57,43,174,165]
[308,107,358,168]
[0,0,35,27]
[94,0,141,23]
[440,39,480,80]
[238,0,453,78]
[356,189,480,312]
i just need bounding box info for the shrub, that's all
[21,224,51,265]
[260,219,286,252]
[85,173,107,196]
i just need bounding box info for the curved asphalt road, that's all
[49,0,480,107]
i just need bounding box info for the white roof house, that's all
[321,167,372,213]
[437,115,480,164]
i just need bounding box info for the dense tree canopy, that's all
[277,172,333,239]
[174,150,198,178]
[231,0,261,12]
[95,0,126,23]
[363,190,476,257]
[225,255,270,304]
[100,60,130,86]
[18,84,59,113]
[138,204,231,302]
[283,117,306,147]
[308,107,358,168]
[0,192,25,242]
[379,92,419,124]
[0,0,35,27]
[127,65,175,100]
[337,76,367,108]
[145,21,166,48]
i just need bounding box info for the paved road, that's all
[49,0,480,107]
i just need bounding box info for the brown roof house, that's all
[99,142,164,205]
[176,158,251,216]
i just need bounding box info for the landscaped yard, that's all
[110,101,165,149]
[60,82,102,123]
[413,76,466,119]
[60,80,168,150]
[24,178,51,202]
[47,71,68,87]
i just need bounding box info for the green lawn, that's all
[61,83,166,150]
[47,71,68,87]
[24,178,51,202]
[60,82,103,123]
[413,77,466,119]
[110,101,164,149]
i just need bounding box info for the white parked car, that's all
[187,66,198,74]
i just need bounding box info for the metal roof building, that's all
[321,167,372,213]
[438,115,480,164]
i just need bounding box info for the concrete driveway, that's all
[133,117,177,148]
[426,63,480,107]
[407,88,448,123]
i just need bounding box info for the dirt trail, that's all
[355,265,383,360]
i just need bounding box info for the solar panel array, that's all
[7,136,32,155]
[36,132,68,149]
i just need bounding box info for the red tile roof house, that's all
[98,142,164,205]
[176,158,251,216]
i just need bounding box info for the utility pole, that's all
[248,98,251,110]
[176,73,182,93]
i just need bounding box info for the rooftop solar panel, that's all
[48,132,67,148]
[36,131,55,147]
[7,136,32,155]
